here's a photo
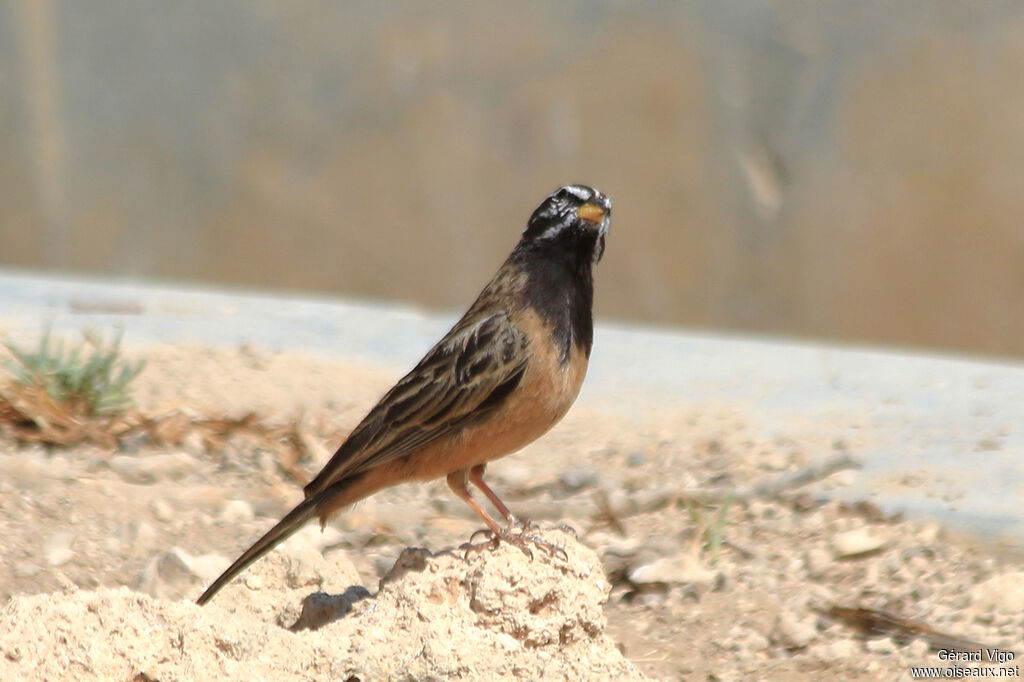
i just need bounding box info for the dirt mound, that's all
[1,528,644,681]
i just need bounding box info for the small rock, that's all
[43,532,74,567]
[284,547,331,590]
[597,535,641,580]
[220,499,255,524]
[628,553,717,590]
[288,524,345,554]
[137,548,229,599]
[559,468,601,493]
[380,547,433,586]
[256,449,278,475]
[773,612,817,649]
[804,583,837,607]
[916,523,941,544]
[744,630,770,652]
[827,638,858,658]
[862,562,880,588]
[13,562,43,578]
[906,638,930,658]
[804,548,831,578]
[181,430,207,457]
[132,520,158,549]
[151,499,174,523]
[626,451,645,468]
[49,569,77,592]
[831,528,888,559]
[864,637,896,654]
[601,535,642,557]
[495,462,533,488]
[971,572,1024,614]
[759,452,790,472]
[747,501,774,520]
[109,452,198,484]
[827,469,857,487]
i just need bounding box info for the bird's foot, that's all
[463,523,567,561]
[462,532,500,558]
[508,515,540,533]
[555,522,578,538]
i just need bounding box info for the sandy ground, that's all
[1,344,1021,680]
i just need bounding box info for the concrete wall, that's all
[3,1,1023,355]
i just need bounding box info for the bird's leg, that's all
[447,469,503,536]
[468,464,536,531]
[459,465,565,560]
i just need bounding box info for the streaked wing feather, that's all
[304,311,528,498]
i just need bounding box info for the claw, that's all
[508,516,540,533]
[514,532,567,561]
[462,523,567,562]
[462,534,499,559]
[554,523,578,538]
[469,527,494,544]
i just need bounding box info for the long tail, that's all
[196,495,320,605]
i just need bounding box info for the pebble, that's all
[13,562,43,578]
[559,468,601,493]
[970,571,1024,614]
[745,631,770,652]
[906,638,930,658]
[250,449,274,475]
[831,528,888,559]
[864,637,896,654]
[773,612,817,649]
[826,639,858,658]
[109,452,198,484]
[151,499,175,523]
[220,499,255,524]
[804,548,831,579]
[181,430,207,457]
[759,452,790,471]
[916,522,941,544]
[132,520,158,549]
[137,547,229,599]
[43,532,74,567]
[494,462,533,488]
[288,524,345,554]
[862,562,880,588]
[628,554,717,589]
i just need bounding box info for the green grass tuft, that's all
[3,328,146,415]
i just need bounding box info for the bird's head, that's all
[521,184,611,264]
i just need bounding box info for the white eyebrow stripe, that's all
[563,185,592,201]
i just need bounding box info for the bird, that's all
[197,184,611,605]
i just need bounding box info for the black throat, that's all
[513,237,596,365]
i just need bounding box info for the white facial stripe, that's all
[563,184,592,201]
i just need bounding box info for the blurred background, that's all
[3,1,1023,357]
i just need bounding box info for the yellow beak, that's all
[576,203,607,224]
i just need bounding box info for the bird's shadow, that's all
[285,530,571,632]
[288,584,372,632]
[288,545,462,632]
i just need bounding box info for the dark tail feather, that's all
[196,495,320,605]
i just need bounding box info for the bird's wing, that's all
[303,310,529,498]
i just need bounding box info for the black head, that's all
[520,184,611,264]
